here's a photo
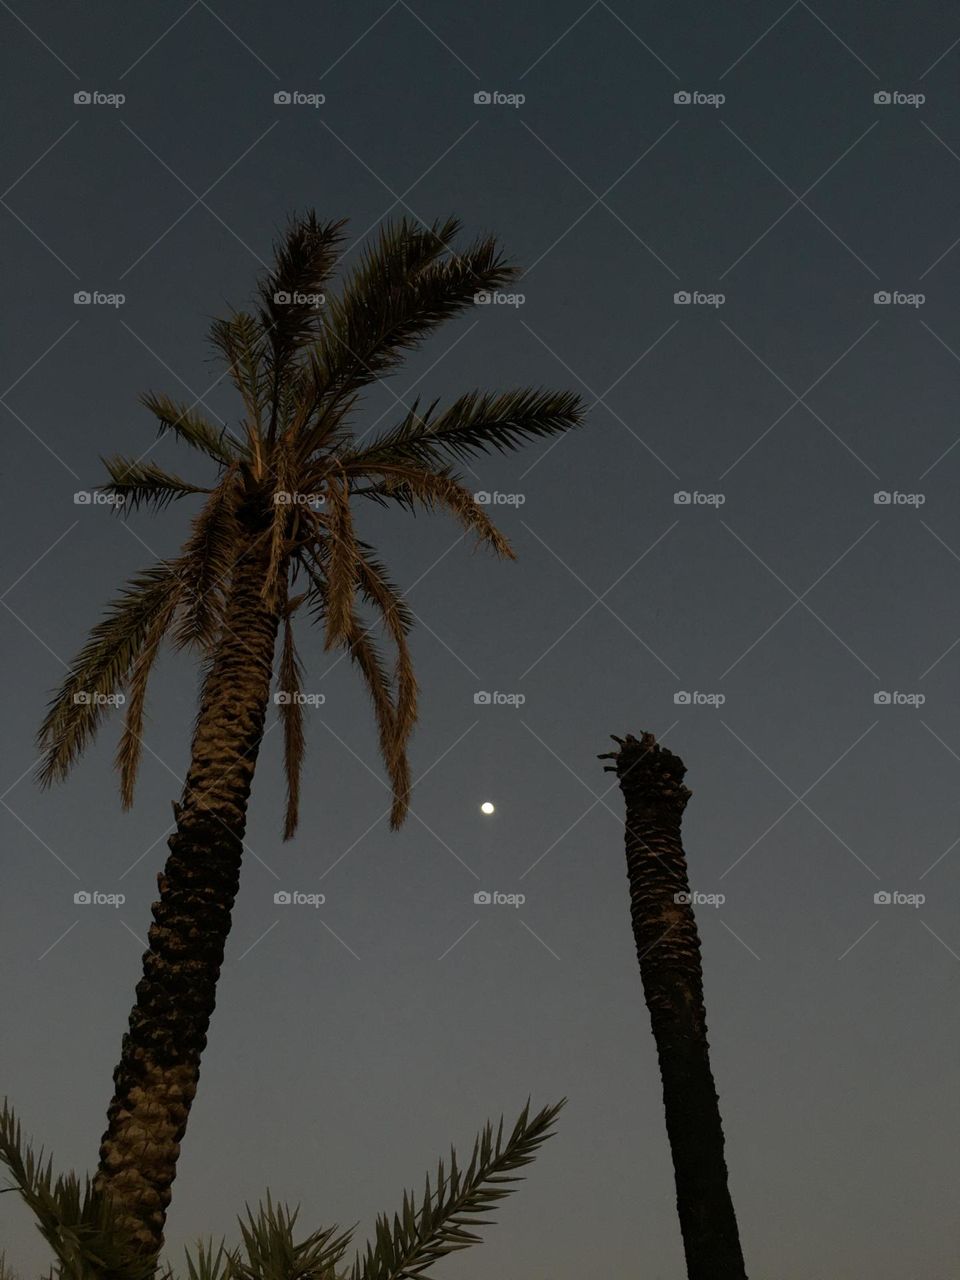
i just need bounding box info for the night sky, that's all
[2,3,960,1277]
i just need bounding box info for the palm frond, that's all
[0,1099,155,1280]
[344,387,585,470]
[207,311,269,442]
[172,471,242,653]
[230,1191,352,1280]
[349,463,514,559]
[321,468,360,651]
[305,218,515,450]
[140,391,241,465]
[350,1099,565,1280]
[256,211,348,439]
[115,578,180,809]
[303,557,408,828]
[37,563,183,787]
[354,545,418,784]
[100,456,210,513]
[277,611,306,841]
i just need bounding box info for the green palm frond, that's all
[36,562,183,787]
[140,391,241,465]
[100,457,210,512]
[346,387,585,471]
[350,1099,565,1280]
[256,212,348,439]
[0,1100,155,1280]
[115,578,180,809]
[172,471,241,653]
[231,1193,352,1280]
[208,311,270,442]
[305,218,515,448]
[2,1095,562,1280]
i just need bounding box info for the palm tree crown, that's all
[37,213,585,831]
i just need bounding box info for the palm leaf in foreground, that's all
[0,1098,563,1280]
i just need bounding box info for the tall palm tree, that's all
[599,731,747,1280]
[37,212,584,1258]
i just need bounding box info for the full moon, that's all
[480,801,495,815]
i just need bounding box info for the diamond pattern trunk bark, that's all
[94,527,281,1259]
[602,731,747,1280]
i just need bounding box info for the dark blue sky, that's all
[2,3,960,1277]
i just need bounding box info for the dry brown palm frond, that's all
[322,466,360,651]
[355,546,418,773]
[116,583,181,808]
[173,467,242,653]
[303,555,408,827]
[352,462,515,559]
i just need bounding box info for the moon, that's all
[480,801,495,815]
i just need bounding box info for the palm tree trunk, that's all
[94,528,281,1258]
[601,731,747,1280]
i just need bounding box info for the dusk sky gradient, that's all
[2,3,960,1277]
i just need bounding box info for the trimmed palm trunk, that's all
[94,524,281,1255]
[600,731,747,1280]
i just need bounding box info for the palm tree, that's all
[599,732,747,1279]
[37,212,584,1258]
[0,1095,563,1280]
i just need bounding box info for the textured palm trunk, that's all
[94,524,281,1259]
[601,731,747,1280]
